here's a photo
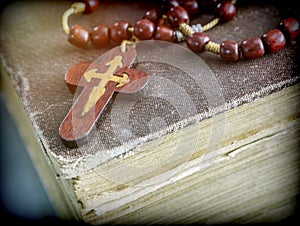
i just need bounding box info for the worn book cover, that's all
[0,0,299,224]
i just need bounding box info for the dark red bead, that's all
[167,6,190,28]
[90,25,110,47]
[241,37,265,60]
[68,25,90,48]
[110,20,132,43]
[215,0,236,22]
[278,18,300,41]
[144,8,162,24]
[183,0,200,18]
[154,25,175,42]
[168,0,181,9]
[160,0,181,14]
[134,19,156,40]
[83,0,99,14]
[261,29,286,53]
[186,32,210,52]
[220,40,239,61]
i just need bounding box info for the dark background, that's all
[0,3,55,225]
[0,94,59,223]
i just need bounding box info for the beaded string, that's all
[61,1,229,48]
[62,0,300,62]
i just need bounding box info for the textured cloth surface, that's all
[0,0,299,174]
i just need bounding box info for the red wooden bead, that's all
[215,0,236,22]
[183,0,200,18]
[134,19,156,40]
[68,25,90,48]
[186,32,210,52]
[261,29,286,53]
[83,0,99,14]
[110,20,132,43]
[154,25,176,42]
[278,18,300,41]
[160,0,181,14]
[220,40,239,61]
[90,25,110,47]
[241,37,265,60]
[144,8,162,24]
[167,6,190,28]
[168,0,181,9]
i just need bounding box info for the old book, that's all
[0,0,299,224]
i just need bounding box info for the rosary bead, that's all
[183,0,200,18]
[167,6,190,28]
[168,0,181,9]
[62,0,297,63]
[134,19,156,40]
[90,24,110,47]
[241,37,265,60]
[154,25,176,42]
[215,0,236,22]
[160,0,181,14]
[186,32,210,52]
[83,0,99,14]
[278,18,300,41]
[261,29,286,53]
[220,40,239,61]
[144,8,162,24]
[110,20,132,43]
[68,24,90,48]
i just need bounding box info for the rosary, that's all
[59,0,300,146]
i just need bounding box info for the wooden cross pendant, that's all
[59,46,148,147]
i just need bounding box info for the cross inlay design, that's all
[59,46,148,147]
